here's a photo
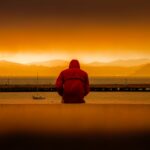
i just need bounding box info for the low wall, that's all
[0,84,150,92]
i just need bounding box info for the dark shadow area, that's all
[0,131,150,150]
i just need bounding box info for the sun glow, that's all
[0,50,150,65]
[0,52,70,64]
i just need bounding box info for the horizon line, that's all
[0,58,150,65]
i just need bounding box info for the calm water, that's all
[0,92,150,104]
[0,77,149,104]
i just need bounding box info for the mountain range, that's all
[87,59,150,67]
[30,59,69,67]
[132,64,150,76]
[30,58,150,67]
[0,59,149,77]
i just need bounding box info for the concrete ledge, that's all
[0,104,150,135]
[0,104,150,149]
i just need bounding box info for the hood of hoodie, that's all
[69,59,80,69]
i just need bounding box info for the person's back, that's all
[55,59,90,103]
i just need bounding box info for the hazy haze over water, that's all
[0,92,149,104]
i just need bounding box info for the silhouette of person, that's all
[56,59,90,103]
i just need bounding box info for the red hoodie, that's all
[56,59,90,103]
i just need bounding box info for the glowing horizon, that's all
[0,51,149,64]
[0,21,150,65]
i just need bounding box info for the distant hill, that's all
[0,60,51,77]
[132,64,150,77]
[30,58,150,67]
[0,60,142,77]
[0,61,150,76]
[0,60,24,67]
[110,59,150,67]
[88,59,150,67]
[87,61,109,66]
[30,60,69,67]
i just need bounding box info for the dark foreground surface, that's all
[0,132,150,150]
[0,104,150,150]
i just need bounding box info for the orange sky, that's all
[0,0,150,64]
[0,21,149,64]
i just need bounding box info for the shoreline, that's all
[0,84,149,92]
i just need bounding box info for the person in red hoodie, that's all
[56,59,90,103]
